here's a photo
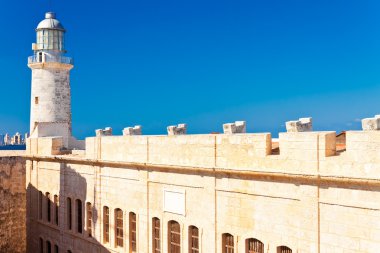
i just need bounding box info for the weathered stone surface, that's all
[0,155,26,253]
[286,117,313,132]
[95,127,112,136]
[223,121,246,134]
[167,124,187,135]
[123,125,142,136]
[362,115,380,131]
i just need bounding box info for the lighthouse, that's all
[28,12,74,147]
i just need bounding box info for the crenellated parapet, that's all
[26,116,380,179]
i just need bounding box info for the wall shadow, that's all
[26,161,112,253]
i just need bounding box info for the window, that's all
[152,218,160,253]
[39,191,43,220]
[35,97,39,105]
[76,199,83,233]
[246,238,264,253]
[54,195,59,226]
[46,192,51,222]
[67,251,72,253]
[129,212,137,252]
[54,244,59,253]
[86,202,92,237]
[39,238,43,253]
[168,220,181,253]
[277,246,292,253]
[103,206,110,243]
[222,233,234,253]
[67,198,72,230]
[46,241,51,253]
[188,226,199,253]
[37,52,43,62]
[115,208,124,247]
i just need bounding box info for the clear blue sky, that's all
[1,0,380,138]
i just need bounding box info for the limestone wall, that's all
[25,130,380,252]
[0,152,26,253]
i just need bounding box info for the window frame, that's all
[103,206,110,243]
[86,202,92,237]
[246,238,264,253]
[168,220,181,253]
[76,199,83,234]
[66,197,72,230]
[222,233,234,253]
[115,208,124,248]
[277,246,292,253]
[129,212,137,252]
[54,195,59,226]
[188,226,199,253]
[152,217,161,253]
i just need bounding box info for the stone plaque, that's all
[163,189,186,216]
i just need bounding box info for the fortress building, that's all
[0,11,380,253]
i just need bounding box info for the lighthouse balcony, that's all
[28,54,73,65]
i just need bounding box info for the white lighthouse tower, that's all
[28,12,74,147]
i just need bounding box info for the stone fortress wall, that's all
[24,116,380,253]
[0,152,26,253]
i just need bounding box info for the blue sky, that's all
[0,0,380,138]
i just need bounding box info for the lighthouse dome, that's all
[36,12,65,31]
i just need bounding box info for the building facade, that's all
[22,12,380,253]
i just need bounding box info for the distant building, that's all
[11,132,22,145]
[0,135,4,146]
[4,134,11,145]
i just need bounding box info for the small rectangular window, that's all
[115,208,124,247]
[86,202,92,237]
[76,199,83,234]
[54,195,59,226]
[38,191,43,220]
[222,233,234,253]
[46,192,51,222]
[67,198,72,230]
[129,212,137,252]
[103,206,110,243]
[35,97,39,105]
[189,226,199,253]
[152,218,160,253]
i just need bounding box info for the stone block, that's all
[167,124,187,135]
[123,125,142,136]
[286,117,313,132]
[95,127,113,136]
[362,115,380,131]
[223,121,246,134]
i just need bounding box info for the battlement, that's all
[26,115,380,179]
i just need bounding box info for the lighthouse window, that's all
[35,97,39,105]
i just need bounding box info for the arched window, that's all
[103,206,110,243]
[76,199,83,234]
[277,246,292,253]
[46,192,51,222]
[46,240,52,253]
[152,217,160,253]
[168,220,181,253]
[54,244,59,253]
[188,226,199,253]
[129,212,137,252]
[246,238,264,253]
[39,237,43,253]
[66,197,72,230]
[222,233,234,253]
[67,251,72,253]
[54,195,59,226]
[86,202,92,237]
[39,191,43,220]
[115,208,124,247]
